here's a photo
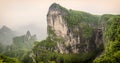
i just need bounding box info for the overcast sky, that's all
[0,0,120,40]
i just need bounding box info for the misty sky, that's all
[0,0,120,40]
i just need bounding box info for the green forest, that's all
[0,3,120,63]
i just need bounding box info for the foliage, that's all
[47,26,56,36]
[104,15,120,42]
[20,52,33,63]
[32,49,96,63]
[82,24,93,38]
[35,37,57,48]
[64,10,99,27]
[33,5,120,63]
[94,41,120,63]
[93,15,120,63]
[2,47,33,63]
[0,54,20,63]
[0,3,120,63]
[12,35,34,51]
[32,35,99,63]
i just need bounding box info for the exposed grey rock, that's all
[47,3,103,54]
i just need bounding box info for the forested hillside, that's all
[31,3,120,63]
[0,3,119,63]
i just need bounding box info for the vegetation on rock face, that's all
[82,24,94,38]
[34,37,57,49]
[48,3,68,16]
[64,10,99,27]
[94,15,120,63]
[31,3,120,63]
[33,37,98,63]
[47,26,56,36]
[104,15,120,42]
[33,3,120,63]
[0,3,120,63]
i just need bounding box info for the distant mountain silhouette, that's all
[0,26,16,45]
[12,30,37,50]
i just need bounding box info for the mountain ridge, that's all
[0,25,16,45]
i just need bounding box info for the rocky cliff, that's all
[47,3,103,54]
[32,3,120,63]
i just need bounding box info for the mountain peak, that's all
[48,3,68,17]
[50,3,60,8]
[0,25,12,32]
[1,25,9,29]
[49,3,64,11]
[51,3,57,5]
[0,25,16,45]
[26,30,31,36]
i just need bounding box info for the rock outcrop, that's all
[12,31,37,50]
[47,3,103,54]
[31,3,120,63]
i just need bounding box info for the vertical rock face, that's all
[47,3,68,38]
[47,3,103,54]
[47,3,69,53]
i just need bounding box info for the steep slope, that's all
[47,3,102,54]
[32,3,120,63]
[0,26,16,46]
[93,15,120,63]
